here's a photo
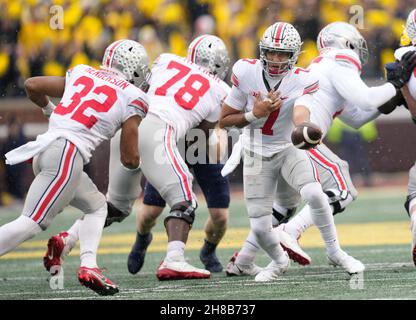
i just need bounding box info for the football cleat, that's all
[328,250,365,275]
[104,202,130,228]
[43,232,68,274]
[78,267,119,296]
[254,255,290,282]
[127,232,153,274]
[276,225,311,266]
[225,252,262,277]
[156,254,210,281]
[199,240,223,273]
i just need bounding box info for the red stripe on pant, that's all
[166,126,192,202]
[32,142,76,222]
[308,148,346,190]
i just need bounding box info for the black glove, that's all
[388,51,416,89]
[384,62,398,81]
[377,90,406,114]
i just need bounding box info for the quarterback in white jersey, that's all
[138,35,230,280]
[224,22,416,274]
[221,22,364,281]
[392,9,416,265]
[1,40,150,296]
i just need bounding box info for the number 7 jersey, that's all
[224,58,319,157]
[147,53,230,140]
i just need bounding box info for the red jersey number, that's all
[155,61,210,110]
[54,76,118,129]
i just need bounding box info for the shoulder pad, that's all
[231,59,259,88]
[332,49,362,73]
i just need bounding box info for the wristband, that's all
[244,111,258,123]
[42,101,56,118]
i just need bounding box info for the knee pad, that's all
[272,207,297,226]
[324,189,354,215]
[300,182,327,208]
[250,215,272,239]
[164,202,196,227]
[405,193,416,216]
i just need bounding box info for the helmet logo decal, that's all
[274,23,286,47]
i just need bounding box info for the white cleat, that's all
[276,226,311,266]
[225,252,263,277]
[328,250,365,275]
[254,254,290,282]
[157,253,210,281]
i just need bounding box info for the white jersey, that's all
[6,64,148,165]
[147,53,230,140]
[306,48,386,136]
[225,58,319,157]
[395,45,416,99]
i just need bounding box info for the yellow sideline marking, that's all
[1,221,411,260]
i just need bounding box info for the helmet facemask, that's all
[260,46,298,77]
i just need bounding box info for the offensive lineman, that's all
[138,35,231,280]
[0,39,150,295]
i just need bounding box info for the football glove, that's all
[387,51,416,89]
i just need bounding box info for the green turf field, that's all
[0,186,415,300]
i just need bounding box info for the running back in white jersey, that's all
[224,58,319,157]
[147,53,230,140]
[306,48,363,136]
[395,45,416,100]
[49,64,148,162]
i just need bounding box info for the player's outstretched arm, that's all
[24,76,65,108]
[120,115,141,169]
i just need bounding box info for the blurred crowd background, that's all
[1,0,416,97]
[1,0,416,206]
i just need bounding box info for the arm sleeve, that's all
[331,65,397,111]
[294,92,316,109]
[223,85,248,111]
[338,103,381,129]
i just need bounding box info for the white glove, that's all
[221,134,243,177]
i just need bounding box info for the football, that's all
[291,122,322,149]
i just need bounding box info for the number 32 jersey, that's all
[6,64,148,165]
[147,53,230,140]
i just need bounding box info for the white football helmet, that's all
[259,22,302,77]
[187,35,230,80]
[405,9,416,45]
[102,39,151,91]
[317,22,369,65]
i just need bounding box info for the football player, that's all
[1,39,150,295]
[390,9,416,265]
[224,22,416,276]
[219,22,365,282]
[138,34,230,280]
[127,126,230,274]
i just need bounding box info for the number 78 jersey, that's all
[147,53,230,140]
